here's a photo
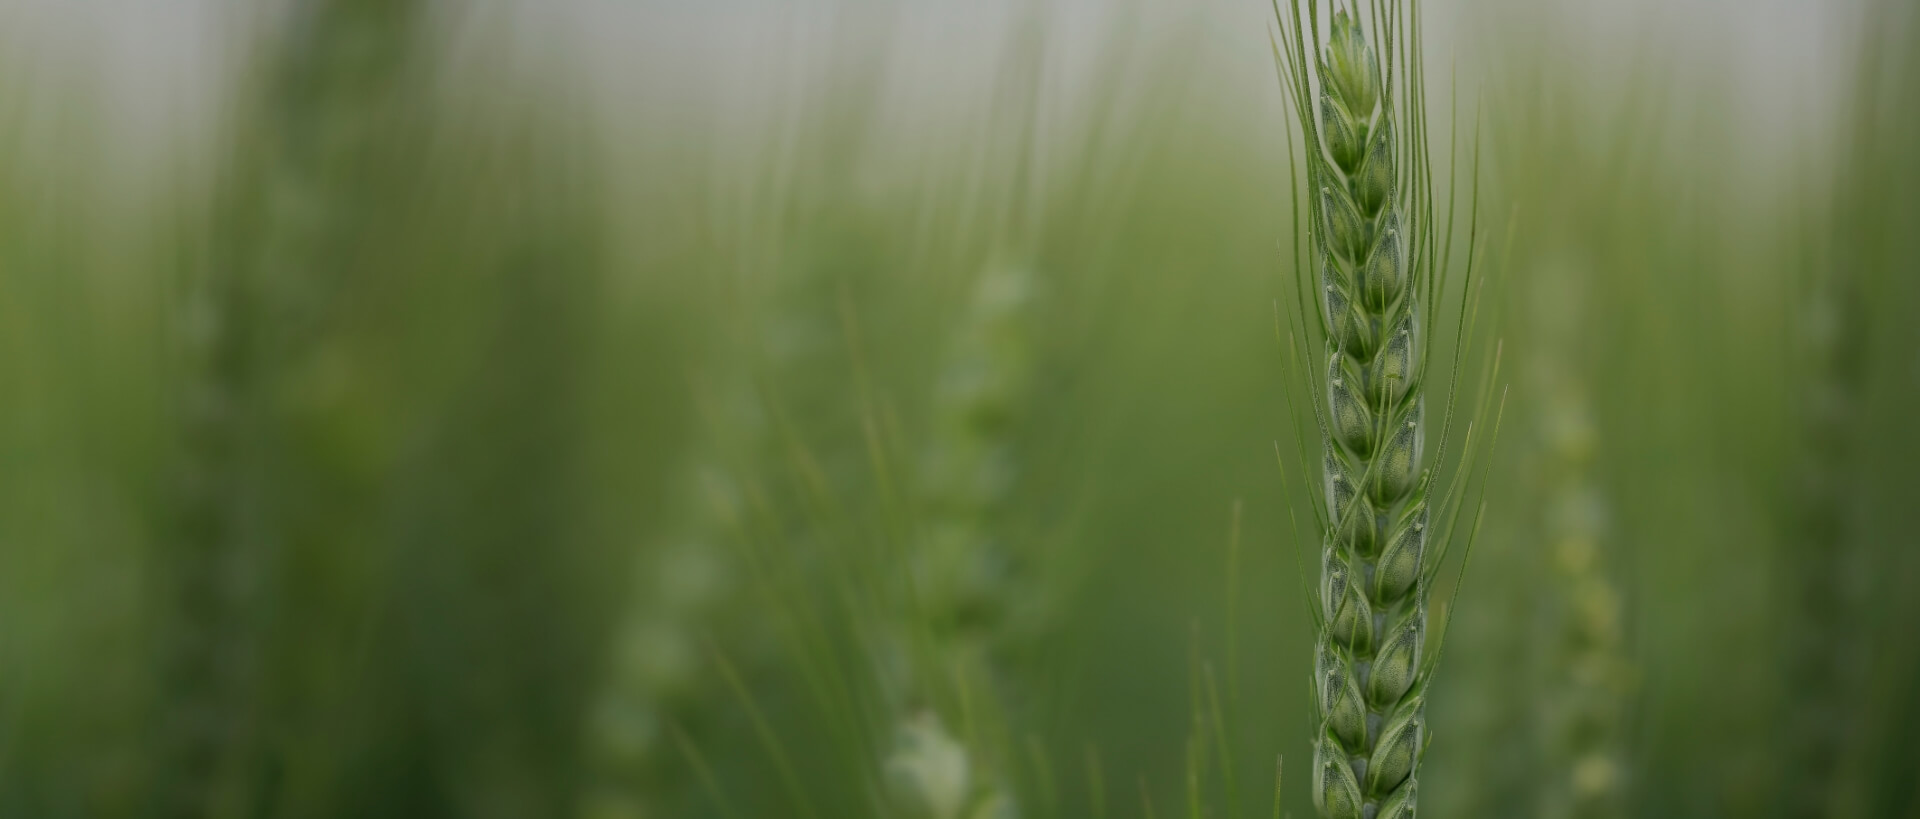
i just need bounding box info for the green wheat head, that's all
[1528,259,1631,819]
[156,0,420,814]
[577,355,788,819]
[1272,2,1488,818]
[907,264,1036,652]
[579,180,859,819]
[882,263,1036,819]
[1779,4,1920,816]
[578,454,750,819]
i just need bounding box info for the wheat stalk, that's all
[1271,3,1489,818]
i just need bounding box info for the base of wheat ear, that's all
[1274,3,1482,819]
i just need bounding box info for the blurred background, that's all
[1,1,1916,817]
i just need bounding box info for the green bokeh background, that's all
[1,1,1916,817]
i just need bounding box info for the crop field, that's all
[0,1,1915,818]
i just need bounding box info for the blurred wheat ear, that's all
[576,22,896,811]
[1776,164,1868,819]
[880,261,1038,819]
[1526,256,1631,819]
[1271,2,1498,818]
[1778,2,1920,817]
[151,0,425,814]
[575,304,774,819]
[877,10,1051,816]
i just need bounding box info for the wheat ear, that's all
[1273,3,1477,818]
[157,1,416,815]
[1527,262,1631,819]
[882,264,1035,819]
[578,356,780,819]
[1781,4,1920,815]
[578,455,749,819]
[580,212,844,819]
